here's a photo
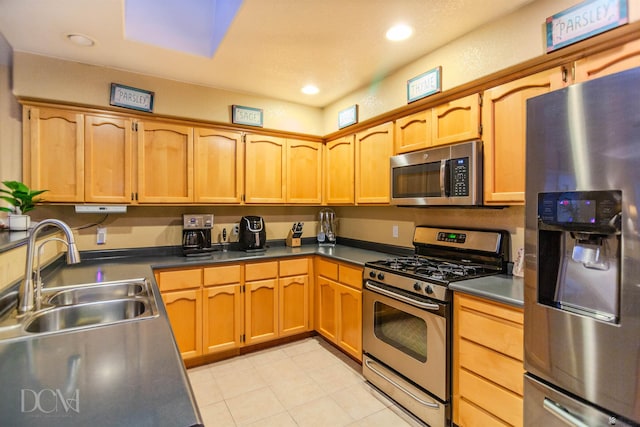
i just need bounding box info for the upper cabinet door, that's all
[137,120,194,203]
[244,134,286,204]
[482,68,564,205]
[355,122,393,204]
[324,135,355,205]
[25,106,85,202]
[394,109,432,154]
[84,114,134,203]
[194,127,243,204]
[574,39,640,82]
[286,139,322,204]
[432,93,481,146]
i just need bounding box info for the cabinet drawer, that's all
[339,264,362,290]
[459,338,524,395]
[317,258,338,280]
[459,368,523,426]
[156,268,202,292]
[279,258,308,277]
[458,398,509,427]
[245,261,278,281]
[203,264,241,286]
[458,297,523,360]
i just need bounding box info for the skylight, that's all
[124,0,243,58]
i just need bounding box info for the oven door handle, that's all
[365,281,440,311]
[365,358,440,409]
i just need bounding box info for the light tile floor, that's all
[188,337,424,426]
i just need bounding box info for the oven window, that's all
[392,162,441,198]
[373,301,427,362]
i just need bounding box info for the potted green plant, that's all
[0,180,48,231]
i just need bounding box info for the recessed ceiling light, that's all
[301,85,319,95]
[386,24,413,41]
[66,33,96,47]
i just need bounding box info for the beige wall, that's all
[323,0,640,133]
[12,52,324,135]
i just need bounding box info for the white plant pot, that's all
[8,214,30,231]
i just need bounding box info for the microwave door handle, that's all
[439,159,451,197]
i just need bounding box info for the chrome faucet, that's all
[18,219,81,314]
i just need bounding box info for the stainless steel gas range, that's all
[362,226,509,427]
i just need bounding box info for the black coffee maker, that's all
[182,214,214,256]
[239,216,266,251]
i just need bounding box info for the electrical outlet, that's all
[392,225,399,238]
[96,227,107,245]
[233,224,239,234]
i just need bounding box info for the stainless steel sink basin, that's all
[0,277,159,341]
[24,299,152,333]
[45,281,147,305]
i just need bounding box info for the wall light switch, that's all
[392,225,399,238]
[97,227,107,245]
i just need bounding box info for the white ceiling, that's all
[0,0,535,108]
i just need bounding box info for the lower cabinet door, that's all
[244,279,278,345]
[162,289,202,359]
[316,277,338,342]
[203,284,243,354]
[279,275,309,337]
[336,284,362,361]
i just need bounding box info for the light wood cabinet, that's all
[286,139,322,204]
[482,68,563,205]
[136,120,194,203]
[244,261,279,345]
[194,127,243,203]
[432,93,481,146]
[355,122,393,204]
[202,265,243,354]
[394,109,432,154]
[244,134,286,203]
[84,114,134,203]
[574,38,640,82]
[279,258,310,336]
[315,257,362,361]
[324,135,355,204]
[23,106,85,202]
[453,293,524,427]
[155,267,203,360]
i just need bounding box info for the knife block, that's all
[286,230,301,247]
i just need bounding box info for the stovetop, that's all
[363,226,509,303]
[366,255,497,283]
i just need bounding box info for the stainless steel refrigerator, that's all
[524,67,640,426]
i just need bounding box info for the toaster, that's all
[239,216,266,251]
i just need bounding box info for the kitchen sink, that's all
[24,299,152,334]
[0,278,159,341]
[44,281,148,305]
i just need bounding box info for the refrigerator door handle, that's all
[543,397,589,427]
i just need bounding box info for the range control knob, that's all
[369,271,376,279]
[413,282,422,292]
[425,284,434,294]
[377,272,385,281]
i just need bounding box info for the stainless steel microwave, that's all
[390,140,483,206]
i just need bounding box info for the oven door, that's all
[363,281,448,401]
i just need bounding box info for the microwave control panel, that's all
[451,157,470,196]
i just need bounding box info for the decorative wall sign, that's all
[407,67,442,103]
[110,83,154,112]
[338,105,358,129]
[546,0,628,52]
[231,105,263,127]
